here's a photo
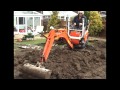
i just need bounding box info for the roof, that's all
[43,11,77,17]
[58,11,77,17]
[43,11,53,15]
[14,11,43,16]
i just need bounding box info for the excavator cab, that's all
[67,17,89,48]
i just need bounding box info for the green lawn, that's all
[14,39,46,45]
[14,39,46,51]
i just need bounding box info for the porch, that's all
[14,11,44,35]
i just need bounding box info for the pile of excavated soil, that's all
[14,40,106,79]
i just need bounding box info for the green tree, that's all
[47,11,60,31]
[84,11,90,20]
[70,16,75,24]
[89,11,103,36]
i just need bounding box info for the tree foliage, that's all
[47,11,60,31]
[84,11,90,20]
[89,11,103,36]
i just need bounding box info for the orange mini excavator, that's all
[21,18,90,79]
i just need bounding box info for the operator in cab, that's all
[72,11,88,29]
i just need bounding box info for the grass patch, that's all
[87,41,93,46]
[14,39,46,45]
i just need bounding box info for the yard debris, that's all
[19,46,29,49]
[19,45,42,50]
[17,38,22,42]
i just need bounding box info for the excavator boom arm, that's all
[41,29,73,62]
[41,30,55,62]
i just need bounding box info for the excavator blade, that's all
[20,63,52,79]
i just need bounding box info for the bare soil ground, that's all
[14,39,106,79]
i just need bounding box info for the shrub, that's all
[47,11,60,31]
[89,11,103,36]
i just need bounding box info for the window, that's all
[46,16,48,18]
[100,11,106,15]
[48,16,50,18]
[43,16,45,18]
[102,12,106,14]
[41,11,43,14]
[19,17,25,24]
[34,17,40,29]
[61,16,64,19]
[36,11,43,14]
[27,17,33,28]
[60,16,64,20]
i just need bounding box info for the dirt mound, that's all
[14,40,106,79]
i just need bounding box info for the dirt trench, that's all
[14,40,106,79]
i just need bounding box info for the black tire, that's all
[81,37,89,49]
[81,43,85,49]
[85,39,88,46]
[85,36,89,46]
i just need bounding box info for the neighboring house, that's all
[43,11,77,21]
[43,11,53,20]
[100,11,106,18]
[42,11,78,31]
[74,11,106,17]
[99,11,106,21]
[58,11,77,21]
[36,11,43,14]
[14,11,44,35]
[98,11,106,17]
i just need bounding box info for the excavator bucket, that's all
[20,63,52,79]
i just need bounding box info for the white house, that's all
[58,11,77,20]
[14,11,44,35]
[100,11,106,18]
[43,11,77,21]
[43,11,53,19]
